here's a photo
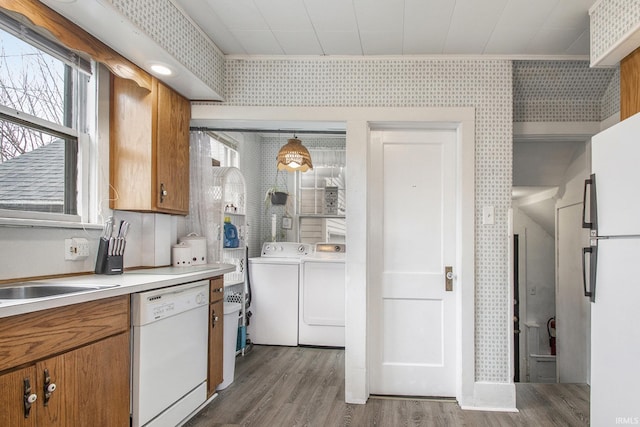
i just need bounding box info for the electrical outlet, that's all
[65,238,90,261]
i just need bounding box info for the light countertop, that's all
[0,263,236,318]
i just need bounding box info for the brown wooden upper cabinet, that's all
[110,75,191,215]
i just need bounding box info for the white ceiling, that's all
[513,140,585,186]
[173,0,596,56]
[513,187,559,236]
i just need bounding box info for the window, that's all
[0,14,93,220]
[209,133,239,168]
[297,149,346,244]
[298,165,346,216]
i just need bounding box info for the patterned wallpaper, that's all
[601,67,621,120]
[215,57,513,383]
[590,0,640,64]
[107,0,225,97]
[513,60,618,122]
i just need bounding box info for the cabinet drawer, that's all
[210,276,224,303]
[0,295,130,372]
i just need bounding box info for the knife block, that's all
[95,238,124,275]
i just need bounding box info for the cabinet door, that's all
[0,365,37,427]
[155,81,190,214]
[110,75,154,211]
[37,332,130,427]
[208,299,224,397]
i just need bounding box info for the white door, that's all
[369,129,457,397]
[556,203,590,383]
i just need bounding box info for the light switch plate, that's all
[483,206,495,225]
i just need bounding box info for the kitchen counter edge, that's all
[0,263,236,319]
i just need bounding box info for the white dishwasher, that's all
[131,280,209,427]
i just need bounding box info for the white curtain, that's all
[309,149,346,168]
[185,131,218,263]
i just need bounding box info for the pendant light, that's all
[277,135,313,172]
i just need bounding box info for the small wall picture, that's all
[282,216,292,230]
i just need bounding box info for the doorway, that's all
[512,138,591,383]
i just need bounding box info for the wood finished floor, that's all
[184,345,590,427]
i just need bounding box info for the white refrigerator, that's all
[583,112,640,426]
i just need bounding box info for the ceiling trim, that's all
[513,121,601,142]
[224,54,590,62]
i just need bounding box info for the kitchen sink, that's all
[0,284,119,299]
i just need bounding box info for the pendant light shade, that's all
[277,136,313,172]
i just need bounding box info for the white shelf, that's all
[211,167,249,355]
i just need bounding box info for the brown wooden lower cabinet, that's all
[0,296,130,426]
[208,276,225,396]
[0,365,36,427]
[0,332,129,426]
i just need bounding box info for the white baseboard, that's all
[459,382,518,412]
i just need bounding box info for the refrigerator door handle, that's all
[582,174,598,231]
[582,245,597,302]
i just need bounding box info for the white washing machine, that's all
[299,243,346,347]
[247,242,312,346]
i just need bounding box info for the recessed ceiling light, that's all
[150,64,173,76]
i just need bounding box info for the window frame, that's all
[208,132,239,168]
[0,21,96,226]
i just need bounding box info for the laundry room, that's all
[179,124,347,353]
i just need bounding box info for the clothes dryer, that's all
[299,243,346,347]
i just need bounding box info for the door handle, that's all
[212,308,219,328]
[43,368,56,406]
[582,174,598,231]
[582,246,597,302]
[160,183,168,203]
[445,266,453,291]
[23,377,37,418]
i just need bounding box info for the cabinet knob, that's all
[23,378,37,418]
[43,368,56,406]
[160,183,168,203]
[212,310,219,327]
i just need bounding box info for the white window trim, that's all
[0,106,79,139]
[0,61,98,226]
